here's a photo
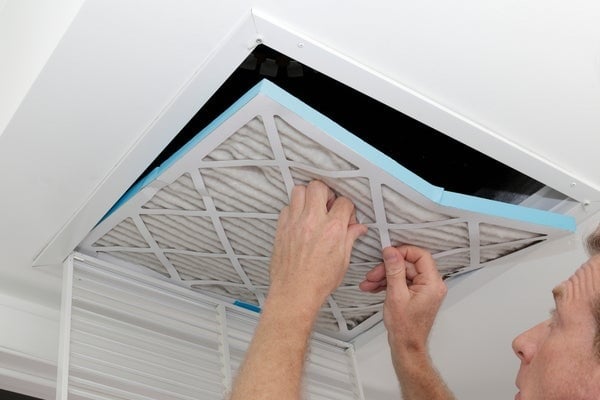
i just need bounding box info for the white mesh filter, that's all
[78,79,575,341]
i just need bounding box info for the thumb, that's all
[383,247,409,299]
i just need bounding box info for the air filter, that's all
[78,79,575,341]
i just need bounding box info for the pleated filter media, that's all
[78,79,575,341]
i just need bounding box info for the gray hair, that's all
[586,224,600,256]
[585,224,600,358]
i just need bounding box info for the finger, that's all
[347,202,359,225]
[328,196,355,222]
[365,263,386,282]
[333,197,364,259]
[397,245,440,282]
[289,185,306,217]
[405,261,418,281]
[305,180,331,213]
[382,246,409,300]
[346,223,367,248]
[359,279,379,292]
[359,278,386,292]
[325,187,337,211]
[276,206,290,229]
[369,285,387,294]
[341,223,367,270]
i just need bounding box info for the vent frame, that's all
[33,9,598,270]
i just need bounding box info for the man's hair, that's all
[586,224,600,358]
[586,224,600,256]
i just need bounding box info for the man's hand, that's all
[268,180,367,314]
[359,246,455,400]
[359,245,447,353]
[230,181,366,400]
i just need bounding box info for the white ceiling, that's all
[1,1,600,399]
[0,0,86,305]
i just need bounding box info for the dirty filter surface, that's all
[78,80,572,340]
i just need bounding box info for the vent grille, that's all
[57,255,363,400]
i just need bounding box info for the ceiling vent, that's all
[77,78,574,341]
[34,10,594,343]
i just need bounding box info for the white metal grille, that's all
[56,254,364,400]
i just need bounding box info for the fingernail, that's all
[383,248,398,262]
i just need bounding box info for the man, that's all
[508,237,600,399]
[230,181,600,399]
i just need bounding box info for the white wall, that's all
[356,208,600,400]
[0,292,59,399]
[0,293,59,362]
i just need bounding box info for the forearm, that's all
[229,181,364,399]
[391,343,456,400]
[229,295,318,400]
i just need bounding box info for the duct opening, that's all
[137,44,567,207]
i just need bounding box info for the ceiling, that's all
[1,1,600,399]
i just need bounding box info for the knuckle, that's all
[423,251,436,265]
[438,282,448,298]
[291,185,306,198]
[308,179,325,191]
[338,196,354,210]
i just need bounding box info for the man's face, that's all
[511,255,600,400]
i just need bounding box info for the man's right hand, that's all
[359,245,447,354]
[360,246,457,400]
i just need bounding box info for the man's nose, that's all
[512,321,545,363]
